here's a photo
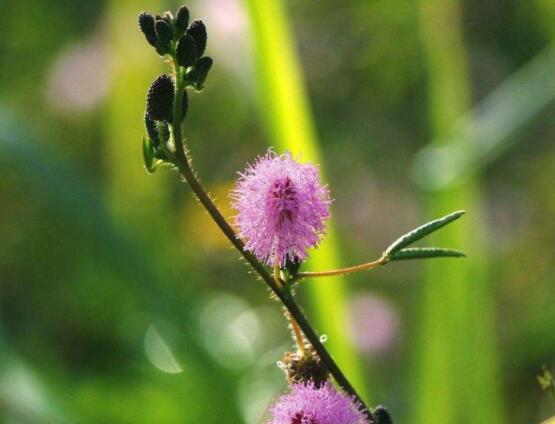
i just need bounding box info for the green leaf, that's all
[385,210,465,256]
[389,247,466,261]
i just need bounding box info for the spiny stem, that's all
[292,255,389,283]
[167,63,374,423]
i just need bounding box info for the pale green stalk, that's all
[412,1,503,423]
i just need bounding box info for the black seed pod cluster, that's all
[140,5,214,171]
[175,20,211,89]
[138,6,213,90]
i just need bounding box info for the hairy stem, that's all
[173,153,374,420]
[168,61,375,423]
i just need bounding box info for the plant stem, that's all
[292,256,389,283]
[169,61,375,423]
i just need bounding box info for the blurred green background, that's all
[1,0,555,423]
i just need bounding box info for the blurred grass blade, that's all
[412,0,504,423]
[413,43,555,191]
[385,210,465,256]
[243,0,369,400]
[389,247,465,261]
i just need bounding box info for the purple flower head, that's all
[267,382,368,424]
[231,150,332,267]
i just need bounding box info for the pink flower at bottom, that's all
[267,382,368,424]
[231,151,332,267]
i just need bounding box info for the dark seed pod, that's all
[372,406,393,424]
[281,345,329,388]
[176,35,198,67]
[185,20,207,57]
[155,19,173,46]
[146,74,175,122]
[175,6,190,37]
[144,112,160,146]
[138,12,158,47]
[186,56,213,90]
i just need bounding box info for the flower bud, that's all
[372,405,393,424]
[146,74,175,122]
[176,35,198,68]
[185,20,207,57]
[155,19,173,46]
[175,6,190,37]
[186,56,213,90]
[281,345,329,388]
[138,12,158,47]
[285,257,302,277]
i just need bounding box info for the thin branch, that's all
[292,255,388,283]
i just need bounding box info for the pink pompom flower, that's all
[231,151,332,267]
[267,382,368,424]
